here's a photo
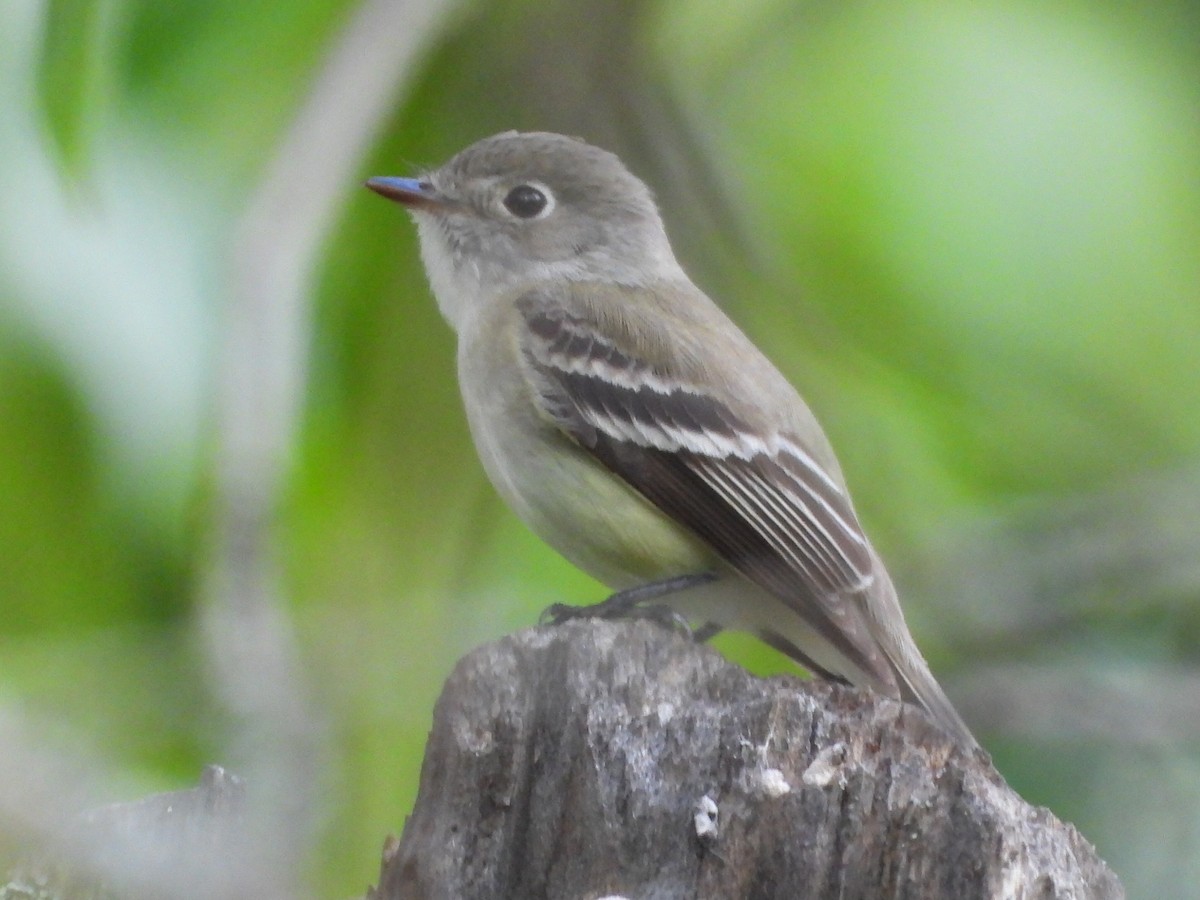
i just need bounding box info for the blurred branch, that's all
[911,464,1200,644]
[3,766,246,900]
[0,712,108,851]
[954,661,1200,745]
[0,720,251,900]
[204,0,462,895]
[477,0,759,298]
[902,465,1200,742]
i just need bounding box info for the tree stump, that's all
[373,619,1122,900]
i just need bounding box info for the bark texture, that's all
[374,620,1122,900]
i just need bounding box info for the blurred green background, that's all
[2,0,1198,896]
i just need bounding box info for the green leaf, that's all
[35,0,111,178]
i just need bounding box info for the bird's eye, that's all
[503,184,550,219]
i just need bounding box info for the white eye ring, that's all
[501,181,555,220]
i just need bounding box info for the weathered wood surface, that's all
[374,620,1122,900]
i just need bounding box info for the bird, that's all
[366,130,978,750]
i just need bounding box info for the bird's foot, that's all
[540,573,719,643]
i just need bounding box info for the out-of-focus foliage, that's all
[2,0,1199,895]
[36,0,110,176]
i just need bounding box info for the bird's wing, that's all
[516,289,894,688]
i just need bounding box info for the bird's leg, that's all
[541,572,719,643]
[690,621,724,644]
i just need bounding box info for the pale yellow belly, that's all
[456,328,712,588]
[473,400,714,589]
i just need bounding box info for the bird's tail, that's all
[864,558,980,751]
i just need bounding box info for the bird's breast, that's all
[455,310,713,589]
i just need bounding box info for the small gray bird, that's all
[367,131,978,750]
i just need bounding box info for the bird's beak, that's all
[365,176,447,210]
